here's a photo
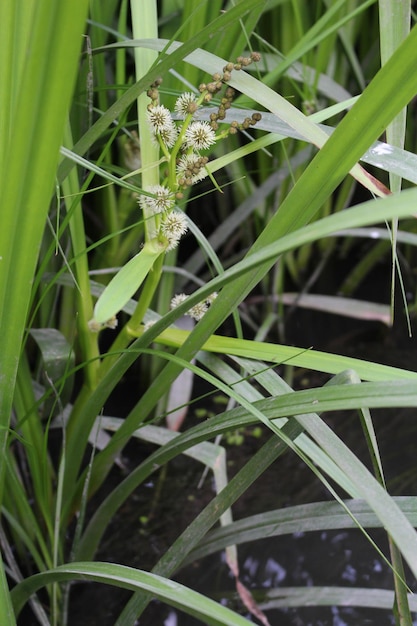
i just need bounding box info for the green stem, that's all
[62,123,100,389]
[358,391,412,625]
[389,538,412,626]
[378,4,412,622]
[129,252,165,332]
[14,354,54,538]
[131,0,160,242]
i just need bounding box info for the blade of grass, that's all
[378,5,412,621]
[185,497,417,562]
[0,0,89,498]
[147,325,417,382]
[258,586,417,611]
[0,551,16,626]
[130,0,160,242]
[380,0,411,333]
[11,562,254,626]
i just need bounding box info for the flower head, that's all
[147,105,173,134]
[143,319,157,332]
[147,105,178,147]
[138,185,175,215]
[160,211,188,251]
[88,315,118,332]
[157,123,178,148]
[176,154,208,184]
[174,92,198,118]
[170,293,189,310]
[170,293,209,321]
[184,121,216,150]
[187,301,208,321]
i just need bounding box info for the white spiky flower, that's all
[147,105,178,147]
[170,293,189,309]
[176,154,208,184]
[184,121,216,150]
[174,92,198,118]
[88,315,118,332]
[170,293,208,321]
[147,105,173,134]
[158,123,178,148]
[105,316,118,329]
[138,185,175,215]
[88,318,102,333]
[187,301,208,321]
[160,211,188,251]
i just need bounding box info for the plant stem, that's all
[131,0,160,241]
[62,123,100,389]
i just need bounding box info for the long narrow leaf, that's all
[0,0,89,494]
[186,497,417,563]
[11,562,253,625]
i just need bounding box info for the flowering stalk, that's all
[92,52,262,334]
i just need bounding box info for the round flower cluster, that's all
[146,104,171,133]
[184,121,216,150]
[146,104,178,148]
[174,92,198,118]
[146,51,262,156]
[138,184,175,215]
[88,315,118,333]
[170,292,218,321]
[160,211,188,251]
[138,186,188,251]
[176,154,209,186]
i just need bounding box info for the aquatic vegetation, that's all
[1,1,417,624]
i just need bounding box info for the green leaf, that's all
[0,0,89,491]
[0,552,16,626]
[11,562,253,625]
[186,497,417,562]
[92,240,165,324]
[153,326,417,382]
[258,586,417,612]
